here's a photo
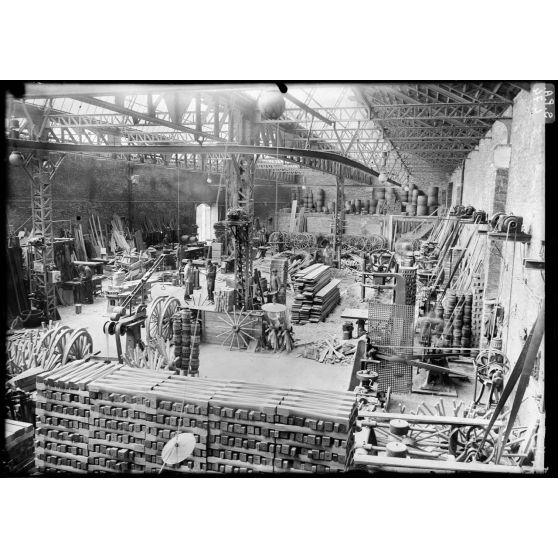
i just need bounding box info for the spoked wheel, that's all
[145,296,167,342]
[449,426,496,463]
[61,328,94,364]
[158,297,181,341]
[216,308,257,351]
[41,325,71,368]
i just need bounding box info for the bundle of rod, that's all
[88,367,179,473]
[110,214,132,253]
[88,213,105,254]
[123,339,173,371]
[214,288,235,313]
[73,224,87,260]
[4,419,35,473]
[189,317,201,376]
[34,360,116,474]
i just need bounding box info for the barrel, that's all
[407,204,417,216]
[75,303,82,314]
[375,187,386,200]
[416,205,428,216]
[355,199,362,213]
[351,201,357,214]
[364,199,370,213]
[328,201,335,213]
[345,201,352,212]
[416,194,427,206]
[342,321,354,340]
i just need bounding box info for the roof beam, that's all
[284,93,334,126]
[70,95,225,142]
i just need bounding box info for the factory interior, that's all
[2,81,548,478]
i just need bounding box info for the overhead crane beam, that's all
[9,138,402,186]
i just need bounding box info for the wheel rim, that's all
[61,329,94,364]
[159,297,181,341]
[146,296,166,342]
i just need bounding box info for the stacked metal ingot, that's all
[272,388,358,474]
[4,419,34,473]
[443,291,457,346]
[88,367,174,473]
[141,376,225,473]
[35,361,114,474]
[207,381,286,473]
[452,294,465,348]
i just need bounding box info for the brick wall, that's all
[7,154,293,235]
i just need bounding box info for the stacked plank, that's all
[291,264,341,324]
[4,419,34,473]
[35,361,115,474]
[273,388,357,474]
[207,382,287,473]
[309,279,341,322]
[291,264,331,324]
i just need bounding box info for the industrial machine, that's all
[103,254,169,363]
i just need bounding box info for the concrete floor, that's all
[54,269,476,404]
[55,281,353,392]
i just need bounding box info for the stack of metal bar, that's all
[4,419,35,473]
[35,360,115,474]
[272,388,357,473]
[33,361,358,474]
[207,381,286,473]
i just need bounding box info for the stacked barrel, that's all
[416,192,428,216]
[302,189,313,211]
[443,291,457,346]
[408,186,418,216]
[190,316,201,376]
[375,187,386,213]
[400,187,409,213]
[427,186,439,215]
[461,294,473,349]
[315,188,325,212]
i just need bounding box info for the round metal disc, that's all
[161,433,196,465]
[261,303,286,314]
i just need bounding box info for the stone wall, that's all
[450,85,545,425]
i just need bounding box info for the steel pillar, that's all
[20,152,65,319]
[333,175,345,266]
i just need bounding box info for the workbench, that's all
[341,308,370,321]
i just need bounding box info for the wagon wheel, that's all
[61,328,94,364]
[41,325,71,368]
[449,426,496,463]
[145,296,167,342]
[216,308,258,351]
[158,297,181,341]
